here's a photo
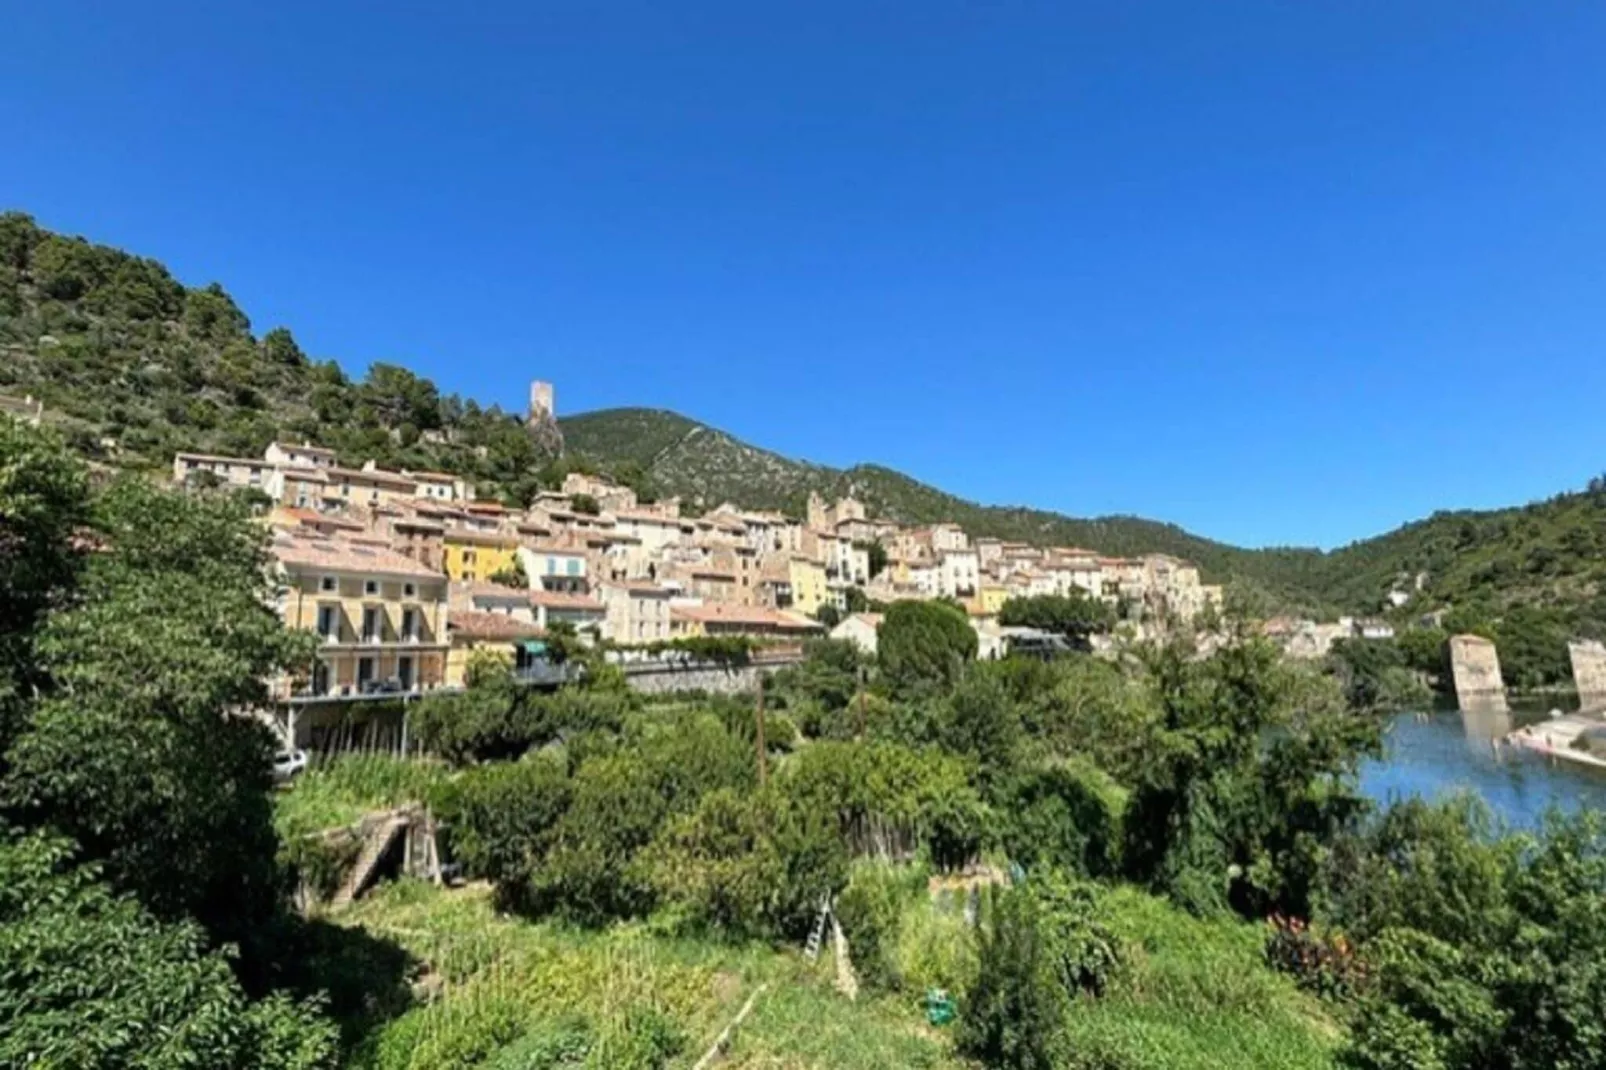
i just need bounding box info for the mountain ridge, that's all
[4,209,1604,632]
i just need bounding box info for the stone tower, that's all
[526,379,564,459]
[529,380,555,421]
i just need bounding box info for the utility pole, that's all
[857,665,867,740]
[755,679,768,786]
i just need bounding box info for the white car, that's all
[273,749,308,782]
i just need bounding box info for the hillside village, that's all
[158,379,1226,707]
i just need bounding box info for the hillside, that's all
[561,407,1334,609]
[5,209,1604,630]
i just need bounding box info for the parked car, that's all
[273,749,308,782]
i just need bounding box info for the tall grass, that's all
[275,753,452,839]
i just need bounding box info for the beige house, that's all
[531,588,607,634]
[172,451,273,492]
[270,532,449,700]
[264,441,338,470]
[599,581,673,644]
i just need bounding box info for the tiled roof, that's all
[327,465,417,489]
[271,532,442,580]
[448,610,543,642]
[671,604,823,631]
[531,589,605,611]
[444,530,520,547]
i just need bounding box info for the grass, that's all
[314,865,1342,1069]
[331,880,965,1070]
[1057,886,1344,1069]
[274,754,453,840]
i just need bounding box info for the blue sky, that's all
[5,2,1604,549]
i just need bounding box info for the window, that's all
[361,607,380,643]
[547,557,557,575]
[341,482,351,497]
[357,657,375,689]
[397,655,414,691]
[320,576,337,593]
[316,605,338,640]
[364,579,379,596]
[401,608,417,641]
[403,582,416,599]
[567,559,580,576]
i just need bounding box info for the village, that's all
[164,380,1226,716]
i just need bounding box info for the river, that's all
[1360,705,1606,829]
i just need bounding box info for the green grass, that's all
[318,870,1342,1070]
[328,879,964,1070]
[275,754,452,839]
[1057,886,1343,1069]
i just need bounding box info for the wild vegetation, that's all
[10,414,1606,1067]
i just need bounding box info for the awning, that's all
[520,640,548,656]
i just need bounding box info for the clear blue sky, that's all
[5,2,1604,550]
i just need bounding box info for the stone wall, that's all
[1570,640,1606,709]
[622,659,793,697]
[1449,634,1507,713]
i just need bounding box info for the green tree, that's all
[570,493,601,516]
[262,326,307,366]
[2,474,313,966]
[0,830,337,1069]
[878,599,976,698]
[998,592,1116,648]
[0,420,88,751]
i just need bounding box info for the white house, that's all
[830,612,884,656]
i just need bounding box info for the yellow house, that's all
[445,610,544,688]
[269,531,450,700]
[788,555,828,618]
[979,584,1010,617]
[443,530,521,584]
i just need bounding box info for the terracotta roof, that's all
[444,530,520,548]
[523,542,587,557]
[465,501,508,514]
[328,465,417,489]
[449,610,543,642]
[530,589,605,612]
[453,580,529,602]
[671,604,824,630]
[273,507,366,532]
[409,470,458,482]
[174,450,264,466]
[271,532,442,580]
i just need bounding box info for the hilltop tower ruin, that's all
[529,380,555,421]
[526,379,564,458]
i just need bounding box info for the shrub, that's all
[958,880,1070,1070]
[529,754,668,924]
[1001,761,1125,879]
[835,862,919,991]
[643,788,785,939]
[432,754,572,902]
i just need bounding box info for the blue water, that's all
[1360,708,1606,829]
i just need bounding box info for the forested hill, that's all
[4,210,1604,627]
[559,407,1333,609]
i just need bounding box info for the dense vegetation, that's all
[0,417,338,1066]
[11,411,1606,1067]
